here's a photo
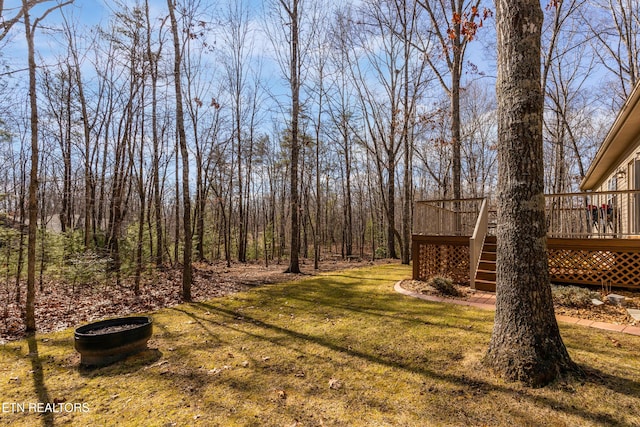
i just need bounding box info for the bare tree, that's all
[346,2,405,259]
[167,0,193,300]
[327,9,357,260]
[221,0,259,264]
[270,0,305,273]
[460,82,497,197]
[586,0,640,107]
[22,0,74,332]
[144,0,168,268]
[415,0,486,204]
[1,0,60,42]
[342,0,429,261]
[394,0,429,264]
[541,0,596,192]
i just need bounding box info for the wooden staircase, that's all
[474,236,496,291]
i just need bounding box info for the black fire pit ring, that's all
[75,316,153,367]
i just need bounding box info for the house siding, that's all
[590,142,640,237]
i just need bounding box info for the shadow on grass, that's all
[78,348,163,378]
[260,277,494,336]
[326,274,397,283]
[27,335,54,427]
[581,364,640,398]
[181,294,638,426]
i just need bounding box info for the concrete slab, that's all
[607,294,626,306]
[627,308,640,321]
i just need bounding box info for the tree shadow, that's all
[579,363,640,399]
[189,301,637,426]
[78,348,163,378]
[27,335,54,427]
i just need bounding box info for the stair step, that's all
[478,259,496,268]
[480,252,497,261]
[474,279,496,292]
[476,270,496,281]
[473,236,498,292]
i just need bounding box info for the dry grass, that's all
[1,264,639,426]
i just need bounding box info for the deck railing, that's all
[545,189,640,238]
[413,190,640,290]
[415,190,640,239]
[469,198,489,290]
[413,198,485,236]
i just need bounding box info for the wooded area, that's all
[0,0,637,333]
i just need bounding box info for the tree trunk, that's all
[23,0,38,333]
[283,0,302,274]
[174,141,180,266]
[387,147,397,259]
[340,115,353,258]
[485,0,577,387]
[168,0,193,301]
[145,0,164,268]
[15,167,26,304]
[195,151,205,262]
[134,106,146,295]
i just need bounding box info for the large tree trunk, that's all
[485,0,577,387]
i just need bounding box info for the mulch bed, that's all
[399,279,640,326]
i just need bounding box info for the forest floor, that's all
[0,257,390,342]
[2,258,639,343]
[1,264,639,426]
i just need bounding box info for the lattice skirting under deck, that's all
[412,236,469,284]
[412,235,640,290]
[548,240,640,288]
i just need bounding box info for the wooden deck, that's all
[412,193,640,291]
[412,235,640,291]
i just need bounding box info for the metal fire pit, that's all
[74,316,153,367]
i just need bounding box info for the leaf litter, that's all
[1,259,383,341]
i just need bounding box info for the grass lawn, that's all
[1,264,640,426]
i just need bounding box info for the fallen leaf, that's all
[329,378,343,390]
